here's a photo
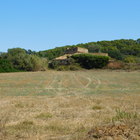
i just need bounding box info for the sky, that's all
[0,0,140,52]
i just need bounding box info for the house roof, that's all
[54,47,108,60]
[55,54,72,60]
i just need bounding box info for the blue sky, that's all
[0,0,140,52]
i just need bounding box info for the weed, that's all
[75,125,86,133]
[45,122,70,134]
[13,120,34,130]
[36,112,52,120]
[112,108,138,122]
[15,103,24,108]
[0,115,8,139]
[92,105,102,110]
[15,102,34,108]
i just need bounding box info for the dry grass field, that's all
[0,70,140,140]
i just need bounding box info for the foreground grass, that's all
[0,94,140,140]
[0,70,140,139]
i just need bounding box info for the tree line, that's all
[0,38,140,72]
[0,48,47,72]
[37,39,140,63]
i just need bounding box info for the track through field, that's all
[44,72,101,95]
[0,70,140,96]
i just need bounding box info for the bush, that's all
[108,50,123,60]
[28,55,47,71]
[124,56,140,63]
[0,59,17,72]
[69,64,81,70]
[112,108,138,122]
[48,58,75,69]
[0,48,48,72]
[71,54,109,69]
[107,61,124,69]
[123,63,140,70]
[56,64,81,71]
[48,60,61,69]
[101,46,123,60]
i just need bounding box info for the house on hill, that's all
[65,47,88,54]
[55,47,88,60]
[53,47,108,65]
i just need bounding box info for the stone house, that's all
[65,47,88,54]
[53,47,108,65]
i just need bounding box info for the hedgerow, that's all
[71,54,109,69]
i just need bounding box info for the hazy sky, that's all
[0,0,140,52]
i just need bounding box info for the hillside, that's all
[0,39,140,73]
[37,39,140,62]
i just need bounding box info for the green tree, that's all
[0,59,17,72]
[136,38,140,44]
[5,48,48,71]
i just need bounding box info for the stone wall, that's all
[91,53,108,56]
[65,47,88,54]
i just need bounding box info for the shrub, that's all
[124,56,140,63]
[92,105,102,110]
[101,46,123,60]
[108,49,123,60]
[56,64,81,71]
[56,65,68,71]
[48,58,76,69]
[48,60,61,69]
[0,48,48,72]
[123,63,140,70]
[28,55,47,71]
[69,64,81,70]
[107,61,124,69]
[71,54,109,69]
[0,59,17,72]
[13,120,34,130]
[36,112,52,120]
[112,108,138,122]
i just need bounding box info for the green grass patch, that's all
[92,105,102,110]
[36,112,52,120]
[112,108,139,122]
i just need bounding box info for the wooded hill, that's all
[37,39,140,63]
[0,39,140,72]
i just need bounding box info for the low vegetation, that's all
[111,108,138,122]
[0,70,140,139]
[36,112,53,120]
[0,94,139,140]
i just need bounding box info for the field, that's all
[0,70,140,140]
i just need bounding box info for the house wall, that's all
[53,47,108,66]
[77,47,88,53]
[65,47,77,54]
[65,47,88,54]
[91,53,108,56]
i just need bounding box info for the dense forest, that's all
[0,39,140,72]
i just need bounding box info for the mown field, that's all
[0,70,140,140]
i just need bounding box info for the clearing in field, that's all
[0,70,140,140]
